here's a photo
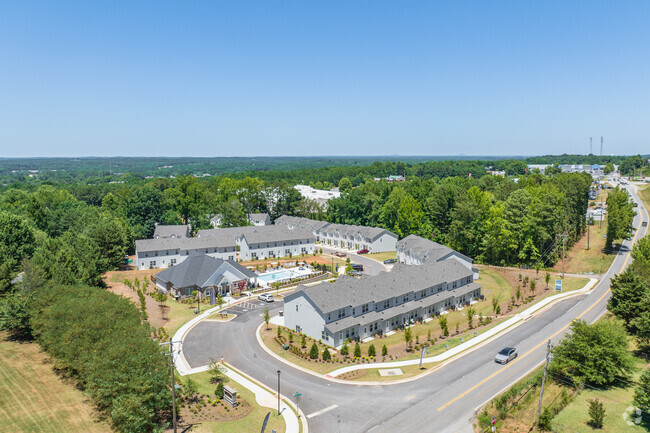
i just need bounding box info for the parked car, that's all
[351,263,364,271]
[258,293,274,302]
[494,347,517,364]
[299,266,306,270]
[357,249,369,254]
[349,270,363,277]
[643,221,648,227]
[383,258,397,264]
[334,252,347,257]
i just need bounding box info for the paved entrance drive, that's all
[378,368,403,377]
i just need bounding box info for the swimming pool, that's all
[258,269,295,282]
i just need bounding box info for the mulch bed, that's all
[179,396,252,424]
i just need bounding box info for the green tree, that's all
[491,296,500,314]
[322,347,331,361]
[466,306,476,329]
[550,319,635,386]
[545,272,551,289]
[208,359,227,384]
[215,381,225,398]
[340,341,349,356]
[608,269,649,337]
[404,326,413,349]
[588,398,605,428]
[338,177,353,193]
[354,342,361,358]
[263,307,270,330]
[605,187,635,250]
[438,315,449,337]
[0,212,36,292]
[309,343,319,359]
[184,377,199,402]
[368,344,376,357]
[604,163,614,174]
[537,406,552,431]
[634,368,650,415]
[382,344,388,356]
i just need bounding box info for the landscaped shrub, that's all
[216,382,224,398]
[368,344,376,357]
[309,343,319,359]
[322,348,331,361]
[382,344,388,356]
[354,342,361,358]
[277,326,282,338]
[301,335,307,348]
[340,341,349,356]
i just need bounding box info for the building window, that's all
[145,252,149,258]
[322,330,327,340]
[170,259,177,266]
[149,260,156,268]
[337,308,345,319]
[296,305,299,312]
[362,304,369,313]
[228,255,234,261]
[154,251,158,256]
[383,299,389,309]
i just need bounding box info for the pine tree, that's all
[368,344,376,357]
[588,398,605,428]
[309,343,319,359]
[354,342,361,358]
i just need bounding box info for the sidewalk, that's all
[325,278,598,377]
[171,294,305,433]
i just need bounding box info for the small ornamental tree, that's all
[466,306,476,329]
[309,343,319,359]
[634,368,650,416]
[438,315,449,337]
[301,335,307,348]
[545,272,551,289]
[537,407,552,431]
[215,382,224,399]
[492,296,500,314]
[404,326,413,350]
[277,326,282,339]
[530,279,537,294]
[288,331,294,343]
[263,307,270,330]
[184,377,199,403]
[322,348,331,361]
[354,342,361,358]
[368,344,376,357]
[382,344,388,356]
[340,341,349,356]
[588,398,605,428]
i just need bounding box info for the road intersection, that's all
[180,183,648,433]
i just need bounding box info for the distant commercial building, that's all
[294,185,340,208]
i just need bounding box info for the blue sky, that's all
[1,1,648,157]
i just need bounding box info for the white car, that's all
[494,347,517,364]
[258,293,274,303]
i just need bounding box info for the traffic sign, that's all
[555,279,562,292]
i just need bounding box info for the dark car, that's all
[643,221,648,227]
[383,258,397,264]
[351,263,364,271]
[494,347,517,364]
[357,249,369,254]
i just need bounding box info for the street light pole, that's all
[277,370,281,415]
[159,338,180,433]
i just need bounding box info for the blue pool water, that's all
[258,269,295,282]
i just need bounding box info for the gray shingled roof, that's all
[249,213,269,222]
[324,282,480,333]
[291,258,473,314]
[153,224,190,239]
[240,226,315,244]
[397,234,471,264]
[155,255,256,288]
[274,215,397,241]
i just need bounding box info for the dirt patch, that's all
[178,395,252,425]
[338,369,368,381]
[104,269,168,329]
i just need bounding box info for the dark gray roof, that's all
[155,255,256,288]
[249,213,270,222]
[153,224,190,239]
[325,282,481,333]
[239,226,315,244]
[274,215,397,241]
[289,258,473,314]
[136,232,238,253]
[397,234,471,264]
[274,215,330,232]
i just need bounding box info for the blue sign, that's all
[210,289,216,305]
[555,279,562,292]
[260,412,270,433]
[419,346,427,368]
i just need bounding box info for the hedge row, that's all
[30,284,171,433]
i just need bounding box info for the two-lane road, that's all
[182,184,648,433]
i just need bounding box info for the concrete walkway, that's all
[325,278,598,377]
[171,294,306,433]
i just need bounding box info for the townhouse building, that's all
[284,258,481,347]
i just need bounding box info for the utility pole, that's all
[277,370,281,415]
[536,340,552,424]
[559,234,568,278]
[587,218,590,250]
[160,339,180,433]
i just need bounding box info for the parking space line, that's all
[306,404,338,419]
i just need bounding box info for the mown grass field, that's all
[0,332,112,433]
[365,251,397,263]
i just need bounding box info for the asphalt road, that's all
[182,184,648,433]
[320,246,389,276]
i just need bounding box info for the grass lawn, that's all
[181,370,286,433]
[365,251,397,263]
[0,332,112,433]
[261,269,589,378]
[639,184,650,211]
[164,298,203,336]
[555,222,617,275]
[347,363,439,381]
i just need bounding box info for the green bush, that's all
[216,382,224,398]
[382,344,388,356]
[309,343,319,359]
[537,407,552,431]
[368,344,376,357]
[322,348,331,361]
[340,342,349,356]
[354,342,361,358]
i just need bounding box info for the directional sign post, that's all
[293,392,302,417]
[555,279,563,292]
[419,346,427,368]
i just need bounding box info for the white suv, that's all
[258,293,274,302]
